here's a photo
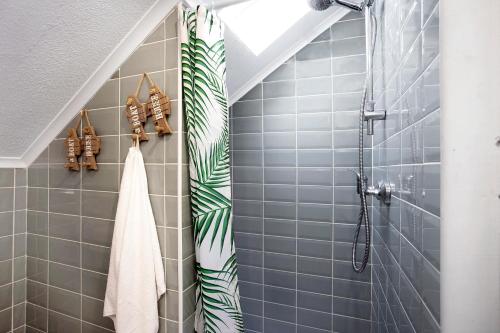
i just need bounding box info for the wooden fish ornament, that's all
[126,95,149,142]
[64,127,82,171]
[81,125,101,170]
[146,74,172,136]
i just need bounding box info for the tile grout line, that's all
[260,79,265,332]
[162,16,168,332]
[11,169,16,332]
[294,54,299,333]
[175,7,184,331]
[46,141,50,330]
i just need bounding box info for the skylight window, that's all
[219,0,311,56]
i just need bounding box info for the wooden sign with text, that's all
[81,125,101,170]
[126,95,149,142]
[147,85,172,135]
[64,128,82,171]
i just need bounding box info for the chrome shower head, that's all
[307,0,371,11]
[307,0,333,11]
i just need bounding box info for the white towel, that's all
[104,146,166,333]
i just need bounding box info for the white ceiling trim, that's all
[0,157,25,169]
[228,7,349,105]
[15,0,178,168]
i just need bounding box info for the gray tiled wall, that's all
[23,8,196,333]
[230,13,373,333]
[0,168,27,333]
[370,0,440,332]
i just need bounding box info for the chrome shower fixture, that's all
[307,0,374,12]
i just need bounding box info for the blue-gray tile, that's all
[233,216,263,234]
[296,41,331,61]
[298,150,332,167]
[263,115,296,132]
[264,286,296,306]
[297,77,332,96]
[264,269,296,289]
[265,62,295,82]
[264,302,296,322]
[263,132,296,149]
[264,150,296,167]
[297,256,331,277]
[233,117,263,134]
[232,100,263,118]
[297,274,332,295]
[331,19,365,40]
[297,221,332,241]
[298,131,333,151]
[240,297,262,317]
[264,236,296,255]
[264,202,296,220]
[263,97,296,116]
[264,252,296,272]
[264,318,296,333]
[263,81,295,99]
[297,308,332,331]
[331,37,365,58]
[298,203,333,222]
[264,219,296,238]
[298,168,333,186]
[298,291,331,313]
[296,58,331,79]
[297,95,332,114]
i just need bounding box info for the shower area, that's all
[0,0,453,332]
[229,0,440,332]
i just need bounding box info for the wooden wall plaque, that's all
[145,74,172,136]
[64,127,82,171]
[125,74,149,142]
[81,125,101,170]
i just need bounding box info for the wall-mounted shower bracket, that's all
[363,101,386,135]
[366,181,392,205]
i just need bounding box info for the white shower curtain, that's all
[104,144,166,333]
[181,5,244,333]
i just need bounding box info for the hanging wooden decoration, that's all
[145,73,172,136]
[81,110,101,170]
[64,119,82,171]
[125,74,149,142]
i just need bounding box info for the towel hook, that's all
[131,134,140,148]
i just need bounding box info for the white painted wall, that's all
[441,1,500,332]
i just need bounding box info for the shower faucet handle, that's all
[366,181,393,205]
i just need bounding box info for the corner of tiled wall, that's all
[0,168,27,333]
[371,0,440,332]
[230,11,373,333]
[22,5,196,333]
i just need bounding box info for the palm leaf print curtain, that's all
[180,6,243,333]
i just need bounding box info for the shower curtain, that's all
[181,6,243,333]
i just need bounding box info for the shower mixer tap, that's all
[354,171,392,205]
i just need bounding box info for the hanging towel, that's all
[104,145,166,333]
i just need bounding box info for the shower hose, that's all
[352,11,377,273]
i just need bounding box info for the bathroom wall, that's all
[0,168,27,333]
[24,7,196,333]
[370,0,440,332]
[230,13,373,333]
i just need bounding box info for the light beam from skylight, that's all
[219,0,311,56]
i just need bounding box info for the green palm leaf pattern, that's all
[181,6,243,333]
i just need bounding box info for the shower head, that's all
[307,0,333,11]
[307,0,372,11]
